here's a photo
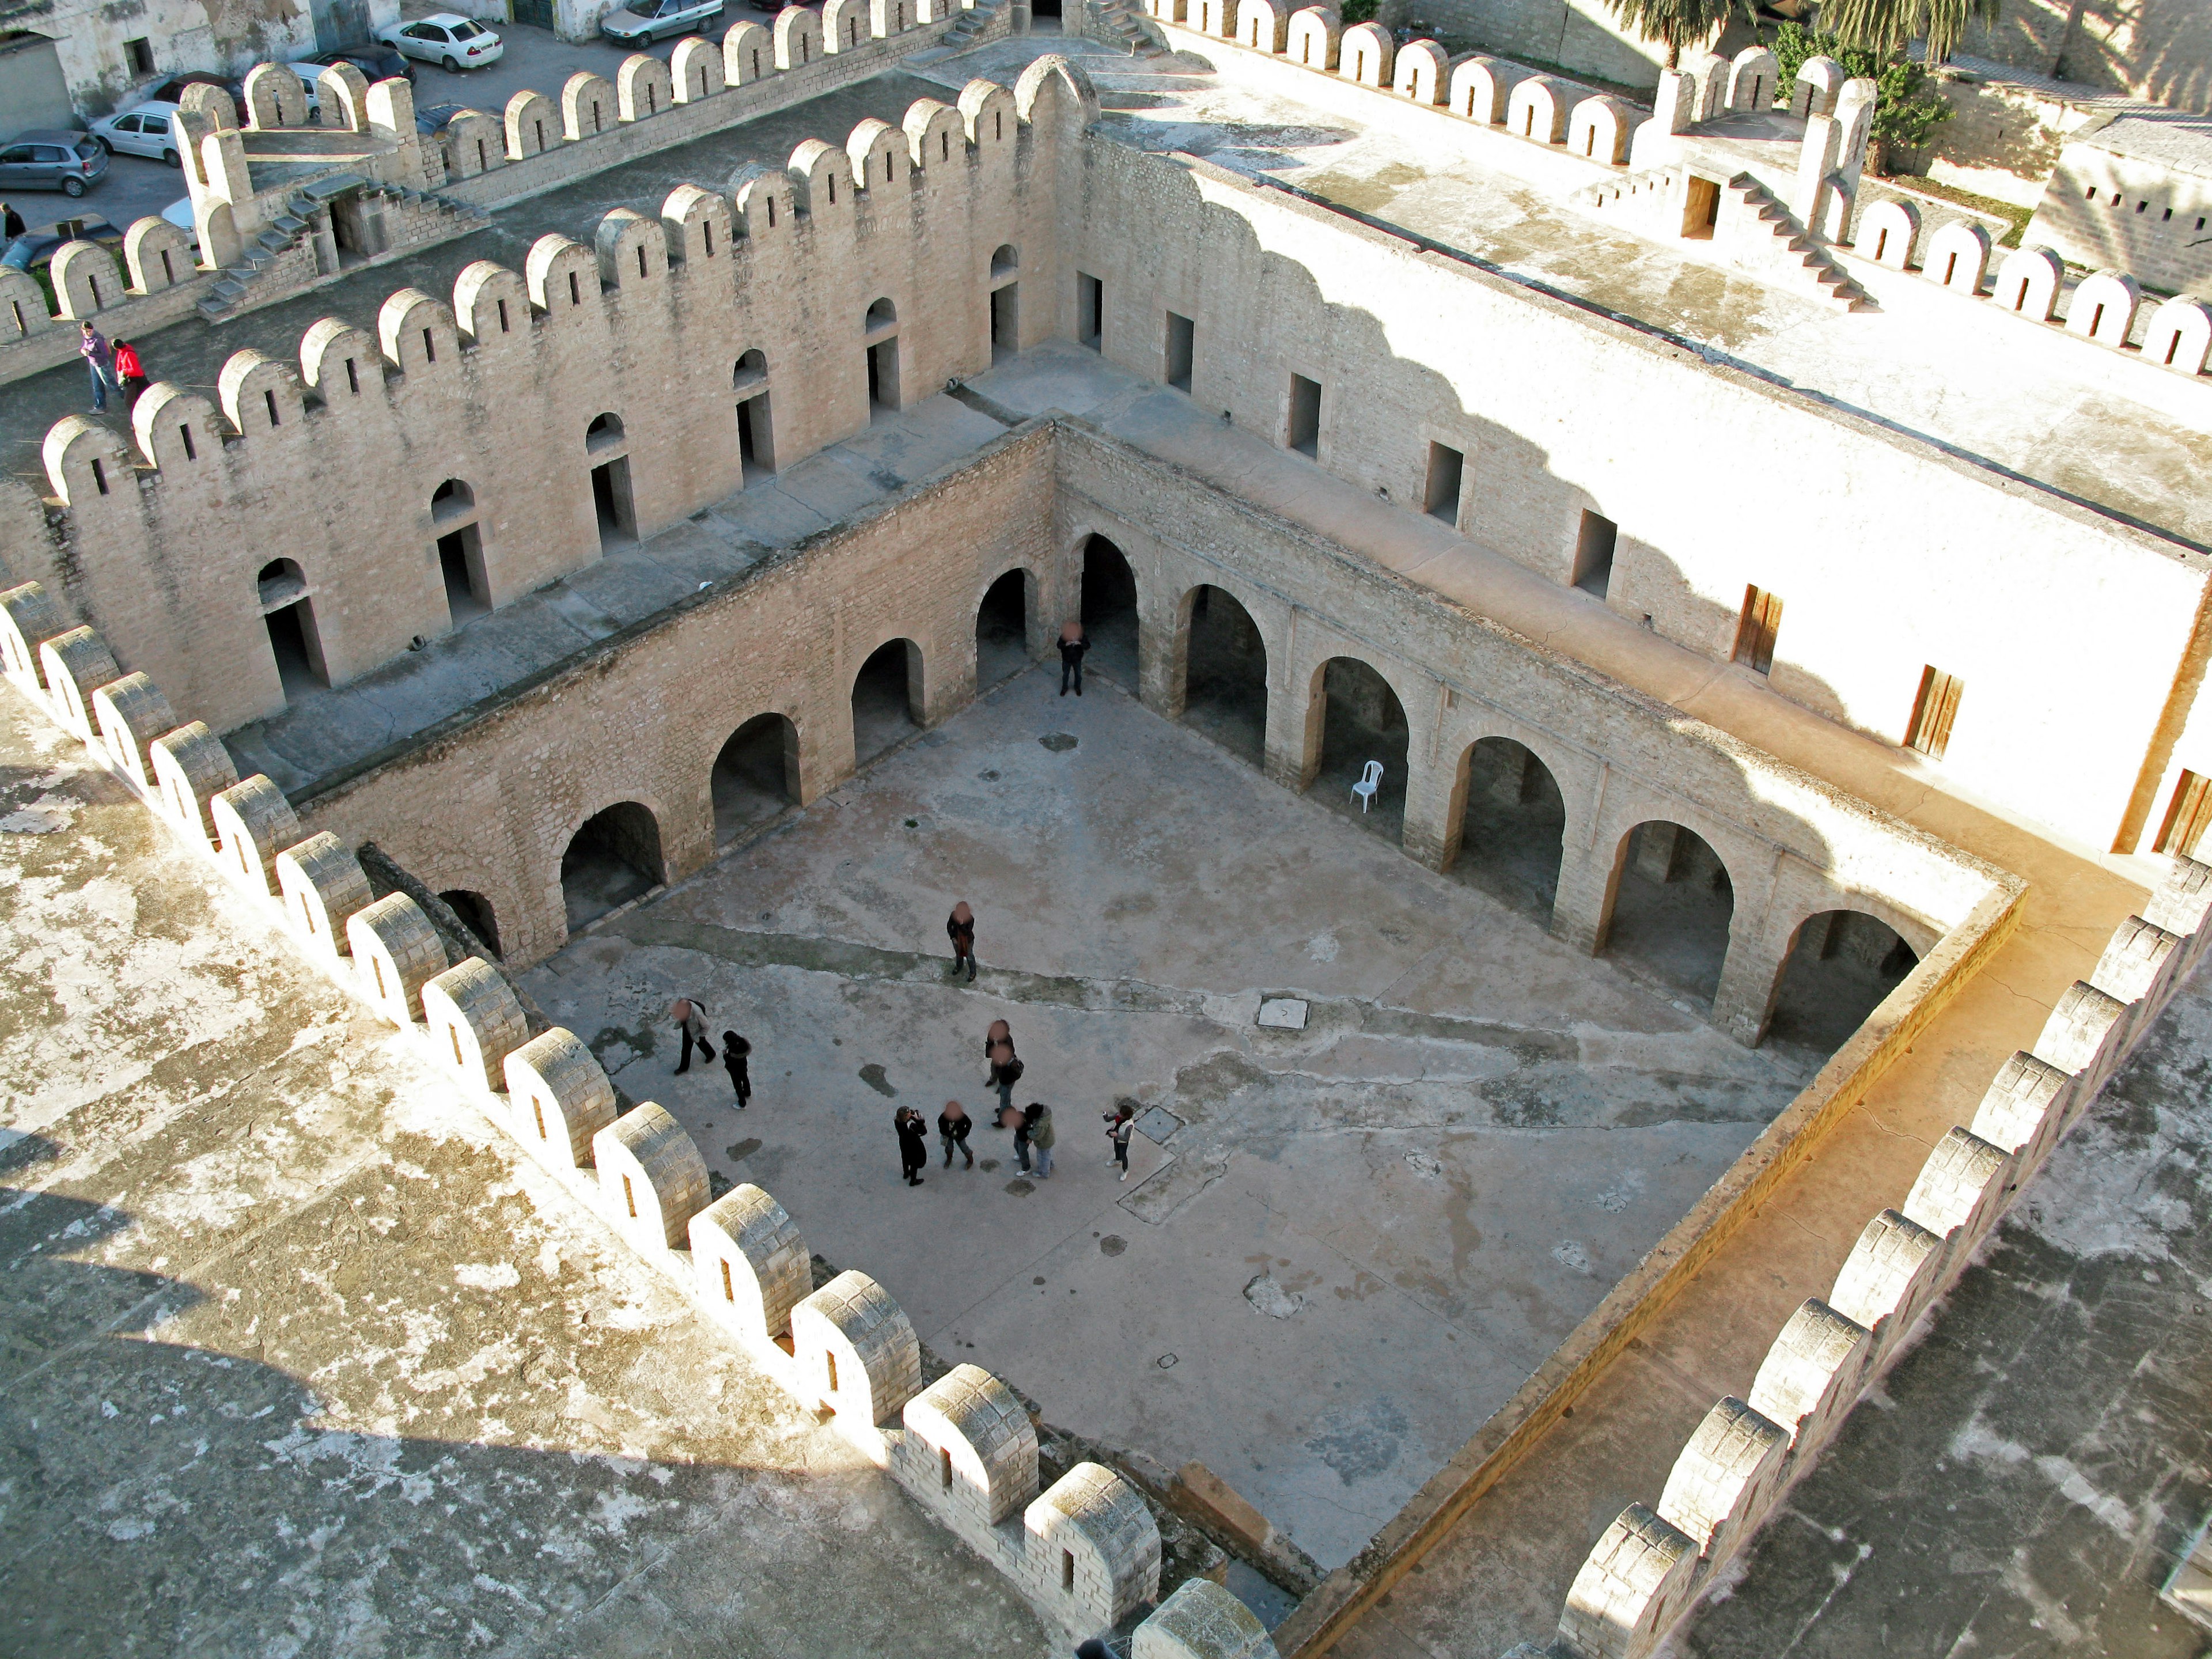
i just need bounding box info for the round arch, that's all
[712,711,802,845]
[1305,653,1411,841]
[560,800,664,933]
[585,411,625,452]
[438,888,501,959]
[975,566,1035,691]
[1446,733,1567,923]
[1764,907,1922,1055]
[1078,532,1138,686]
[852,637,925,765]
[1178,581,1268,767]
[1600,817,1737,1009]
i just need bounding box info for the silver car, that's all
[0,130,109,196]
[89,102,185,165]
[374,13,505,71]
[601,0,724,45]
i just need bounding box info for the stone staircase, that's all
[1721,173,1869,313]
[935,0,1006,53]
[197,180,490,323]
[1082,0,1168,56]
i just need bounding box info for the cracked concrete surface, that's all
[0,694,1050,1658]
[521,664,1815,1570]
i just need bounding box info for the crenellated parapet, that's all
[0,62,1097,740]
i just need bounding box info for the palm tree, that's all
[1819,0,2000,62]
[1603,0,1748,70]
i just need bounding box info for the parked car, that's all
[162,195,195,232]
[135,71,237,106]
[308,46,416,84]
[415,103,469,136]
[374,14,505,71]
[1,218,124,272]
[601,0,724,46]
[277,60,325,116]
[0,131,109,197]
[88,102,185,164]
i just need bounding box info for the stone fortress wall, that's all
[0,578,1276,1659]
[0,59,1084,740]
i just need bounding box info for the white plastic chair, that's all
[1352,760,1384,812]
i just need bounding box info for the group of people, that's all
[667,996,751,1105]
[77,321,147,416]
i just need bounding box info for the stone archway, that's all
[1766,909,1919,1055]
[562,801,664,932]
[1450,736,1566,923]
[1180,584,1267,766]
[1310,656,1409,842]
[1603,821,1735,1008]
[712,713,801,845]
[1080,534,1138,687]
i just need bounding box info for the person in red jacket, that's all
[111,338,146,407]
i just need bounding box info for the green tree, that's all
[1601,0,1748,69]
[1817,0,1999,62]
[1772,19,1953,174]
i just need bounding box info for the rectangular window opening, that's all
[372,957,387,997]
[180,425,196,461]
[1423,441,1465,524]
[264,388,279,427]
[1732,585,1782,675]
[532,1096,547,1138]
[1286,373,1321,458]
[1165,310,1194,392]
[939,1446,953,1491]
[1571,509,1617,597]
[1061,1549,1075,1592]
[1905,665,1963,760]
[2157,769,2212,856]
[124,36,154,75]
[449,1026,465,1066]
[721,1258,735,1301]
[497,298,509,333]
[825,1351,839,1392]
[344,357,359,395]
[622,1173,637,1218]
[1077,272,1103,350]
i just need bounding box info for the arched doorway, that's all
[439,889,501,959]
[976,569,1031,691]
[1603,821,1733,1008]
[561,802,663,932]
[586,412,633,549]
[713,713,801,845]
[1080,534,1137,686]
[1450,737,1565,923]
[257,558,327,700]
[852,639,923,766]
[431,478,488,624]
[1181,584,1266,766]
[1312,657,1408,841]
[1766,910,1919,1055]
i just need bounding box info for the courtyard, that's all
[521,657,1840,1572]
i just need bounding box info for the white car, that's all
[279,60,324,116]
[88,102,185,165]
[374,14,505,72]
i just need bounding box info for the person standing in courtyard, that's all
[1105,1101,1135,1181]
[987,1039,1023,1118]
[1,202,24,243]
[112,338,147,407]
[897,1106,929,1187]
[1026,1101,1056,1180]
[79,322,116,414]
[983,1017,1011,1057]
[938,1099,973,1169]
[1058,620,1088,697]
[1012,1101,1033,1172]
[669,996,714,1074]
[721,1029,752,1108]
[947,900,977,982]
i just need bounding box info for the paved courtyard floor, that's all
[522,663,1819,1571]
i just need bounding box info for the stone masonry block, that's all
[273,832,372,961]
[1024,1461,1162,1635]
[689,1181,810,1342]
[1557,1503,1700,1659]
[347,892,448,1025]
[2092,915,2181,1006]
[37,626,122,740]
[1655,1396,1787,1560]
[1746,1298,1873,1453]
[1902,1126,2012,1247]
[1132,1576,1278,1658]
[593,1101,710,1252]
[2145,855,2212,940]
[210,775,300,895]
[791,1269,921,1426]
[0,581,66,692]
[148,722,238,846]
[503,1027,618,1171]
[1827,1208,1944,1350]
[1969,1050,2075,1166]
[2032,980,2131,1085]
[90,672,176,788]
[896,1363,1039,1532]
[421,956,529,1093]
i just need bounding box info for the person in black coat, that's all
[946,900,977,981]
[938,1100,973,1168]
[896,1107,929,1187]
[721,1031,751,1108]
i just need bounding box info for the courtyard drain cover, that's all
[1132,1106,1183,1145]
[1257,997,1310,1030]
[1039,733,1078,752]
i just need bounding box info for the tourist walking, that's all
[1105,1101,1135,1181]
[897,1107,929,1187]
[987,1039,1024,1117]
[1026,1102,1056,1180]
[946,900,977,982]
[112,338,146,407]
[669,996,714,1073]
[78,323,116,414]
[721,1030,751,1107]
[1058,620,1088,696]
[1,202,24,242]
[938,1099,973,1168]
